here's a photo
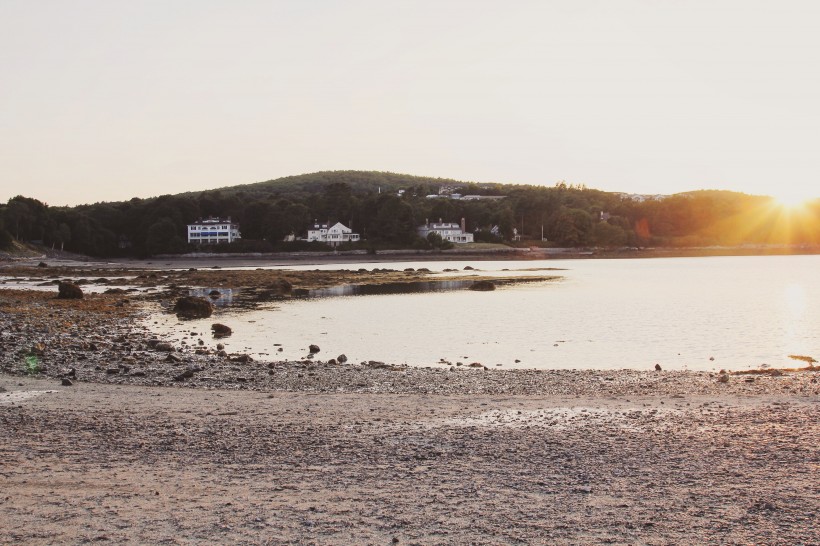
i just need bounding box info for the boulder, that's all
[211,323,232,337]
[173,296,214,319]
[57,281,83,299]
[469,280,496,291]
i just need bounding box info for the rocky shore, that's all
[1,267,818,544]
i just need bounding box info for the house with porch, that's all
[305,222,360,247]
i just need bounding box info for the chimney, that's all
[461,217,466,232]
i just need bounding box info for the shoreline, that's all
[2,269,818,543]
[3,243,820,270]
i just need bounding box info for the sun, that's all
[770,190,816,210]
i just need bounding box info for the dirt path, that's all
[2,376,817,545]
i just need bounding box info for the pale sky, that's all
[1,0,818,206]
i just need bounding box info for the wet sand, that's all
[1,376,818,545]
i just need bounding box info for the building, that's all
[417,218,474,244]
[187,217,241,245]
[305,222,360,247]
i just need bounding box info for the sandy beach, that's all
[1,263,818,544]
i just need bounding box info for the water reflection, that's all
[187,287,238,307]
[144,256,819,371]
[307,280,479,298]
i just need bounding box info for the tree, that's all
[146,218,185,255]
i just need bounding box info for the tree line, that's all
[1,171,818,257]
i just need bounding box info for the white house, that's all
[305,222,360,247]
[417,218,474,244]
[187,217,241,245]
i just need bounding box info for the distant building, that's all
[305,222,360,247]
[187,217,241,245]
[417,218,474,244]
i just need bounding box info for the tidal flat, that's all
[1,262,818,544]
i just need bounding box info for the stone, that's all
[337,354,348,363]
[165,353,183,362]
[309,344,320,354]
[154,342,175,352]
[173,296,214,319]
[216,343,225,351]
[61,378,73,386]
[57,281,83,299]
[209,290,221,297]
[655,363,662,371]
[230,354,253,363]
[468,280,495,291]
[211,323,232,337]
[106,368,119,375]
[174,369,195,381]
[717,373,730,383]
[38,261,48,268]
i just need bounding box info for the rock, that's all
[57,281,83,299]
[469,280,496,291]
[154,342,175,352]
[328,359,337,365]
[217,350,228,357]
[337,354,348,363]
[209,290,221,297]
[468,362,484,368]
[129,370,146,377]
[174,369,195,381]
[173,296,214,319]
[464,266,474,270]
[216,343,225,351]
[717,373,730,383]
[38,261,48,268]
[655,363,662,371]
[211,323,232,337]
[104,288,127,295]
[106,368,119,375]
[309,344,320,354]
[61,378,73,386]
[165,353,183,362]
[230,354,253,363]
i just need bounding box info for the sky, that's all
[1,0,819,206]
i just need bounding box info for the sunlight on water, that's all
[146,255,820,371]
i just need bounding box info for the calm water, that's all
[148,255,820,371]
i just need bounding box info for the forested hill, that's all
[197,171,501,200]
[1,170,818,258]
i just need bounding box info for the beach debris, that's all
[57,281,83,299]
[469,280,496,291]
[211,323,232,338]
[173,296,214,319]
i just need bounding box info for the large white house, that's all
[187,217,241,245]
[417,218,474,243]
[306,222,360,247]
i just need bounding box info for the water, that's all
[148,255,820,371]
